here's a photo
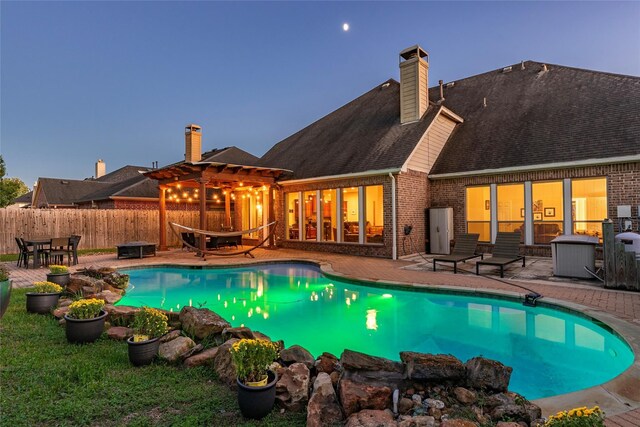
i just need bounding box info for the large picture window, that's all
[342,187,360,242]
[303,191,317,240]
[465,186,491,242]
[572,178,607,240]
[285,192,300,240]
[365,185,384,244]
[321,189,337,242]
[497,184,524,243]
[532,181,563,244]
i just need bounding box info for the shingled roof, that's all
[429,61,640,175]
[34,178,108,207]
[202,146,260,165]
[259,79,440,179]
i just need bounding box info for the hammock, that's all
[169,221,277,258]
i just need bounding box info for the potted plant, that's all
[26,281,63,314]
[544,405,604,426]
[64,298,107,344]
[127,307,168,366]
[47,264,70,287]
[229,339,279,420]
[0,265,11,319]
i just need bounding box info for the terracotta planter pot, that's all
[0,279,11,319]
[26,292,61,314]
[46,273,70,287]
[236,370,278,420]
[127,336,160,366]
[64,310,107,344]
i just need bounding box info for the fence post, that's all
[602,219,616,288]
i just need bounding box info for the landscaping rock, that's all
[104,305,138,324]
[397,397,414,415]
[316,352,340,374]
[345,409,396,427]
[276,362,310,411]
[52,306,69,319]
[107,326,132,340]
[181,343,203,359]
[424,399,444,410]
[465,357,512,392]
[400,352,465,382]
[221,326,254,340]
[496,422,522,427]
[158,336,196,363]
[281,345,315,369]
[179,306,231,340]
[491,403,540,424]
[58,298,72,307]
[184,347,219,367]
[95,290,122,305]
[398,415,435,427]
[253,330,272,341]
[306,372,343,427]
[339,377,393,417]
[160,330,182,343]
[210,338,239,386]
[453,387,477,404]
[440,419,478,427]
[342,349,403,373]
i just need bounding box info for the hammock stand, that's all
[169,221,277,259]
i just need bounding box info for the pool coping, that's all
[115,257,640,417]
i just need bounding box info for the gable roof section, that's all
[429,61,640,175]
[259,80,440,180]
[78,174,158,202]
[35,178,108,206]
[202,147,260,165]
[95,165,151,182]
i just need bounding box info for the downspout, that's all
[389,173,397,260]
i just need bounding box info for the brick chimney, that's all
[95,159,106,178]
[185,124,202,163]
[399,45,429,124]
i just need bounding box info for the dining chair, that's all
[15,238,31,268]
[69,235,81,265]
[49,237,72,266]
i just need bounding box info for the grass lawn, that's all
[0,289,306,426]
[0,248,117,263]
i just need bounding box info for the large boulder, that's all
[465,357,512,392]
[400,352,465,382]
[306,372,343,427]
[210,338,239,386]
[222,326,255,340]
[107,326,132,341]
[184,347,219,367]
[316,352,340,374]
[179,306,231,340]
[339,377,393,417]
[342,350,403,373]
[95,290,122,305]
[158,336,196,363]
[345,409,396,427]
[281,345,315,369]
[275,362,310,411]
[104,305,138,324]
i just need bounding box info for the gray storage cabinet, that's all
[550,235,599,279]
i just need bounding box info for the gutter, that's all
[279,168,402,186]
[428,154,640,180]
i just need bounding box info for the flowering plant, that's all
[67,298,105,319]
[131,307,168,341]
[49,265,69,274]
[0,265,9,282]
[32,281,63,294]
[229,339,279,383]
[544,406,604,426]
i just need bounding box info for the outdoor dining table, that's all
[22,238,52,269]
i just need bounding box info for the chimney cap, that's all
[400,45,428,61]
[185,124,202,133]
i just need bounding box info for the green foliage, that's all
[105,272,129,290]
[230,339,279,383]
[32,281,63,294]
[131,307,169,339]
[67,298,105,319]
[48,264,69,274]
[0,289,306,426]
[544,406,605,426]
[0,265,9,282]
[0,155,29,208]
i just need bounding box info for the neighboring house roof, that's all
[95,165,151,182]
[77,174,157,202]
[202,146,260,165]
[259,79,441,180]
[13,191,33,204]
[428,61,640,175]
[34,178,108,207]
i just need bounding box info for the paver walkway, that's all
[4,248,640,425]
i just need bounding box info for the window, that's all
[341,187,360,243]
[497,184,524,243]
[466,186,491,242]
[572,178,607,240]
[365,185,384,243]
[321,189,337,242]
[303,191,317,240]
[285,192,300,240]
[532,181,563,244]
[240,191,262,238]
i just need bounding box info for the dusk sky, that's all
[1,1,639,189]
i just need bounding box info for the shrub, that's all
[229,339,279,383]
[67,298,105,319]
[544,406,604,427]
[0,265,9,282]
[32,281,63,294]
[49,265,69,274]
[131,307,168,341]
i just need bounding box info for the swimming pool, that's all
[117,263,634,400]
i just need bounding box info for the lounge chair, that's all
[432,233,483,273]
[475,232,525,278]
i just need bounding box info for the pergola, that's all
[144,162,290,251]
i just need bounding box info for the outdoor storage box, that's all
[550,235,599,279]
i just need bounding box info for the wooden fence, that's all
[0,209,226,254]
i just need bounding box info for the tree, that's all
[0,155,29,208]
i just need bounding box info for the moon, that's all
[342,23,350,32]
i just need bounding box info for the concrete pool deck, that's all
[4,247,640,426]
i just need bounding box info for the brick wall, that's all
[429,161,640,249]
[396,170,429,257]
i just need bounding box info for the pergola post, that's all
[224,188,232,229]
[198,178,208,253]
[159,185,167,251]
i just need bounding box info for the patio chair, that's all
[49,237,73,266]
[475,232,525,278]
[69,235,81,265]
[15,237,33,268]
[432,233,483,273]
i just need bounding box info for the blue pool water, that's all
[117,263,634,399]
